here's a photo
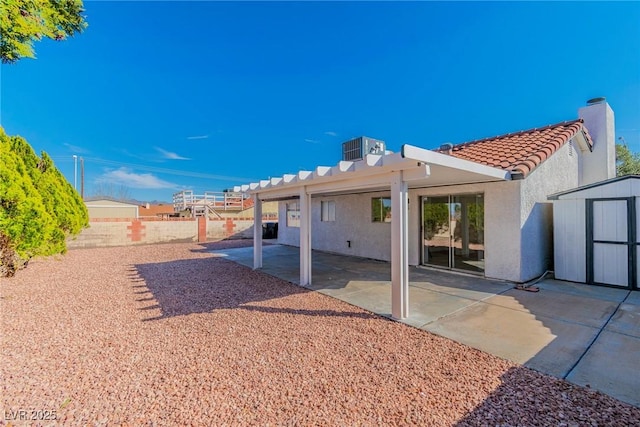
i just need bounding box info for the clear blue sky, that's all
[2,1,639,202]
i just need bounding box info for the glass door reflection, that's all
[422,194,484,273]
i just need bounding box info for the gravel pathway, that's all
[2,241,638,426]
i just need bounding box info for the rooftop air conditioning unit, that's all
[342,136,385,161]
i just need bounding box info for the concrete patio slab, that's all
[483,288,620,329]
[566,330,640,407]
[605,298,640,339]
[537,279,629,303]
[421,299,601,378]
[410,276,512,301]
[626,290,640,306]
[210,244,639,407]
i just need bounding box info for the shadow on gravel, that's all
[453,367,638,426]
[132,257,377,322]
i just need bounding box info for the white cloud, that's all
[304,138,320,144]
[324,131,337,137]
[186,135,209,140]
[155,147,190,160]
[63,142,89,154]
[97,167,178,189]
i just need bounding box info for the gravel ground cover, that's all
[2,241,639,426]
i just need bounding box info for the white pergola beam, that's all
[282,174,297,183]
[314,166,332,178]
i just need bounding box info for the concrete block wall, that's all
[206,218,257,240]
[67,217,270,248]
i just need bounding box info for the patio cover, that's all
[234,144,511,319]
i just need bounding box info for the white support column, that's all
[391,171,409,319]
[253,194,263,269]
[299,187,312,286]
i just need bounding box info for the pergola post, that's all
[253,194,263,269]
[299,187,312,286]
[391,171,409,319]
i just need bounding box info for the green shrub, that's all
[0,127,88,276]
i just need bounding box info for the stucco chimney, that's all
[578,97,616,184]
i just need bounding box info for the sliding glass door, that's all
[422,194,485,273]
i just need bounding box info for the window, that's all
[286,202,300,227]
[371,197,391,222]
[321,200,336,222]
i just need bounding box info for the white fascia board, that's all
[401,144,511,181]
[573,133,591,153]
[250,186,304,201]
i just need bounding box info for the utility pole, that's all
[73,155,78,190]
[80,157,85,199]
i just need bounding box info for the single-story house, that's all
[234,99,616,319]
[85,197,139,219]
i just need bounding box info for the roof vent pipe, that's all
[439,142,454,155]
[586,97,606,106]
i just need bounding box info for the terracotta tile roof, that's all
[438,119,593,178]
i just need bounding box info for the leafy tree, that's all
[0,127,88,276]
[0,0,87,63]
[616,144,640,176]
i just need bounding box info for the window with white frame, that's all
[321,200,336,222]
[371,197,392,222]
[286,202,300,227]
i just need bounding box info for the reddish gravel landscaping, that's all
[2,241,639,426]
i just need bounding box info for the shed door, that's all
[587,198,635,289]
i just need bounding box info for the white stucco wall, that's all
[519,141,582,281]
[277,191,393,261]
[277,201,300,247]
[277,182,525,282]
[410,181,522,282]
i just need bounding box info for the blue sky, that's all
[2,1,639,202]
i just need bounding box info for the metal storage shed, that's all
[549,175,640,290]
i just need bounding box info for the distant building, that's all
[139,203,175,219]
[84,197,139,219]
